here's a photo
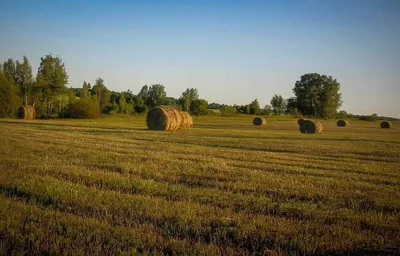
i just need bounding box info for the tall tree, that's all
[147,84,166,108]
[92,78,111,112]
[270,94,286,115]
[249,99,261,115]
[81,81,90,98]
[293,73,342,118]
[0,72,21,118]
[118,93,126,114]
[180,88,199,112]
[36,55,69,117]
[15,56,34,105]
[2,58,17,82]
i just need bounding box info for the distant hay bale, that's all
[17,106,36,120]
[253,117,267,125]
[300,120,323,134]
[380,121,393,129]
[297,118,305,126]
[337,119,349,127]
[146,106,193,131]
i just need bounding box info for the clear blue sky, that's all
[1,0,399,117]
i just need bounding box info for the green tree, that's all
[293,73,342,118]
[81,81,90,98]
[0,72,21,118]
[180,88,199,112]
[15,56,34,106]
[147,84,166,108]
[2,58,17,82]
[36,55,69,117]
[249,99,261,115]
[190,99,208,116]
[92,78,111,112]
[270,94,286,115]
[118,93,127,114]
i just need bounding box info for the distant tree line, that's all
[4,54,392,120]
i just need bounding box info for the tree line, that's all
[1,54,346,119]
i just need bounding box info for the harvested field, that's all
[0,116,399,255]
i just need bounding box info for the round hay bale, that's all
[17,106,36,120]
[300,120,323,134]
[297,118,305,126]
[147,106,192,131]
[253,117,267,126]
[337,120,349,127]
[380,121,392,129]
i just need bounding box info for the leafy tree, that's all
[0,72,21,118]
[125,103,134,114]
[249,99,261,115]
[92,78,111,112]
[270,94,286,115]
[180,88,199,112]
[138,85,149,99]
[118,93,126,114]
[134,95,147,113]
[15,56,34,106]
[285,97,297,114]
[36,55,69,117]
[146,84,166,108]
[190,99,208,116]
[293,73,342,118]
[81,81,91,98]
[2,58,17,82]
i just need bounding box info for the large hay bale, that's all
[17,106,36,120]
[380,121,393,129]
[300,120,323,134]
[147,106,193,131]
[337,119,349,127]
[297,118,305,126]
[253,117,267,125]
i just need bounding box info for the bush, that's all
[103,102,119,115]
[66,98,99,119]
[220,105,237,116]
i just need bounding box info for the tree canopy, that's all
[293,73,342,118]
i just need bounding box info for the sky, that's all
[0,0,399,117]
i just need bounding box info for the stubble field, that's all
[0,116,399,255]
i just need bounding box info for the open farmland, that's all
[0,116,399,255]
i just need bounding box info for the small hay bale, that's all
[147,106,192,131]
[337,120,349,127]
[17,106,36,120]
[253,117,267,126]
[300,120,323,134]
[380,121,393,129]
[298,118,305,126]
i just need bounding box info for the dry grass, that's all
[0,115,399,255]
